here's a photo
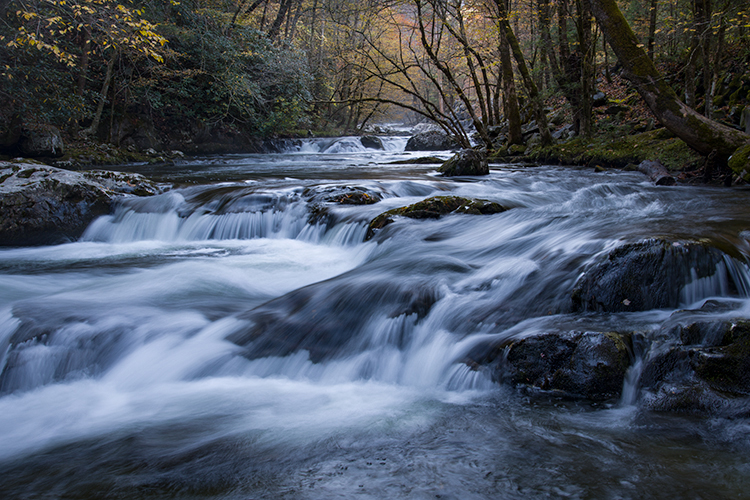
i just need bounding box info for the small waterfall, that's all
[680,256,750,307]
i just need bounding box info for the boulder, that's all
[571,239,734,312]
[640,320,750,414]
[18,125,64,158]
[438,149,489,177]
[360,135,385,150]
[728,144,750,182]
[404,131,461,151]
[498,331,632,400]
[365,196,507,240]
[303,185,383,206]
[0,162,167,246]
[592,91,608,107]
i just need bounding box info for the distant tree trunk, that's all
[82,51,116,137]
[647,0,658,61]
[268,0,292,41]
[589,0,750,158]
[495,0,553,145]
[497,17,523,145]
[707,14,726,121]
[577,0,593,137]
[77,29,91,97]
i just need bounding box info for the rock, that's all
[303,185,383,206]
[365,196,508,240]
[639,320,750,414]
[592,91,608,107]
[18,125,64,158]
[360,135,385,150]
[404,131,461,151]
[507,144,527,156]
[552,125,574,141]
[0,162,167,246]
[728,144,750,182]
[571,239,734,312]
[228,279,441,363]
[740,106,750,134]
[387,156,444,165]
[605,104,630,116]
[438,149,489,177]
[498,331,632,400]
[521,121,539,135]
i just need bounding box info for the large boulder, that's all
[438,149,489,176]
[0,162,166,246]
[17,125,65,158]
[365,196,508,240]
[571,239,735,312]
[640,317,750,414]
[496,331,632,400]
[360,135,385,150]
[404,131,461,151]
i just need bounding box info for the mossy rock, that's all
[728,144,750,181]
[438,149,489,176]
[365,196,508,240]
[498,330,632,401]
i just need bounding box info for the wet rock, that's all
[365,196,508,240]
[303,185,383,205]
[0,162,167,246]
[497,331,632,400]
[360,135,385,150]
[438,149,489,177]
[640,320,750,414]
[387,156,444,165]
[571,239,734,312]
[404,131,461,151]
[228,279,441,363]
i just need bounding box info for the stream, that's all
[2,136,750,499]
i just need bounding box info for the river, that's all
[1,137,750,499]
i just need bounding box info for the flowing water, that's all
[2,136,750,499]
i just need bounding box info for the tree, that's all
[589,0,750,158]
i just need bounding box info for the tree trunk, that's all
[647,0,658,61]
[82,52,116,137]
[588,0,750,158]
[495,0,553,145]
[577,0,593,137]
[498,16,523,145]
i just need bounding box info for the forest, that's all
[1,0,749,173]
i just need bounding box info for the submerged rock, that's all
[0,162,167,246]
[365,196,508,240]
[404,131,461,151]
[571,238,737,312]
[496,331,632,401]
[438,149,489,176]
[228,279,441,363]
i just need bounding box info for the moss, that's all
[728,144,750,180]
[527,126,701,171]
[365,196,508,240]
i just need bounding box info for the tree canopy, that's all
[1,0,748,159]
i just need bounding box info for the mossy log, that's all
[589,0,750,159]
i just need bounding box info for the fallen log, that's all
[637,160,675,186]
